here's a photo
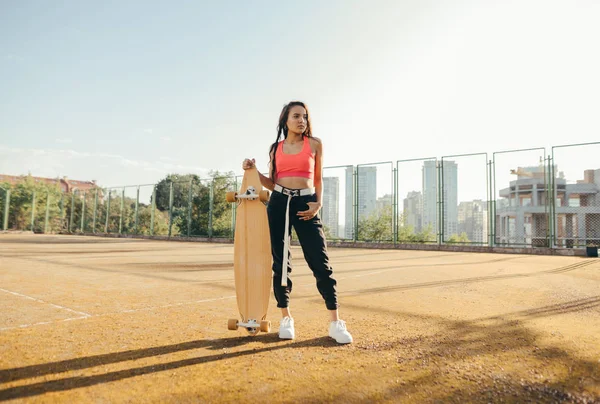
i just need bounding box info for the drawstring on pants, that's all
[272,184,315,287]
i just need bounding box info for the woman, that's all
[242,101,353,344]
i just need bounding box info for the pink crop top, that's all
[275,137,315,180]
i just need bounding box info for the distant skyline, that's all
[2,1,600,190]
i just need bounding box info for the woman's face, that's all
[286,105,308,135]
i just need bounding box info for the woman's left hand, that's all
[297,202,322,221]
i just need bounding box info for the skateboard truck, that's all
[226,186,270,203]
[228,318,271,335]
[238,186,259,200]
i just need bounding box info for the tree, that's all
[136,205,170,235]
[357,205,393,242]
[356,206,438,243]
[153,174,203,212]
[152,171,237,237]
[1,176,71,233]
[398,222,437,243]
[446,232,470,244]
[209,171,237,237]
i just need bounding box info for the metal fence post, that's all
[59,194,64,231]
[44,191,50,234]
[135,186,140,234]
[2,189,9,230]
[546,155,553,247]
[93,189,98,233]
[119,188,125,234]
[392,166,398,244]
[488,160,494,247]
[187,178,193,237]
[437,160,442,244]
[551,153,557,248]
[168,182,174,237]
[209,179,214,238]
[81,192,86,232]
[31,191,36,232]
[105,190,111,233]
[151,186,156,235]
[353,166,358,241]
[231,177,239,238]
[69,192,75,233]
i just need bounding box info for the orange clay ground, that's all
[1,234,599,403]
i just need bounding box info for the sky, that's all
[1,0,599,202]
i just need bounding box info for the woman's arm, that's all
[313,138,324,209]
[258,172,274,191]
[257,148,276,191]
[295,138,323,221]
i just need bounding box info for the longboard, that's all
[226,168,272,335]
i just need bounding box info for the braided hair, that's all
[268,101,313,181]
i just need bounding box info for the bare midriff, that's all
[276,176,313,190]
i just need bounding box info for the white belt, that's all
[273,184,314,197]
[273,185,315,286]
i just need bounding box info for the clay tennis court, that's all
[1,234,599,403]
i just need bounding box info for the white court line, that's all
[0,287,91,317]
[117,295,236,314]
[0,294,236,332]
[0,316,90,331]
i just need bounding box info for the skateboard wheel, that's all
[260,320,271,333]
[227,318,238,330]
[226,191,237,203]
[259,190,270,202]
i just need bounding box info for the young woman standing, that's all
[242,101,352,344]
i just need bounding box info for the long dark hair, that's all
[269,101,313,181]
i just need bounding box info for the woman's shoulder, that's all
[308,136,322,155]
[308,136,322,146]
[269,140,282,153]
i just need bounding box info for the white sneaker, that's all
[329,320,353,344]
[279,316,295,340]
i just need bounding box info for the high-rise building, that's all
[345,168,353,239]
[345,166,377,239]
[458,200,488,243]
[421,160,458,239]
[421,160,438,236]
[322,177,339,238]
[441,161,459,238]
[403,191,422,232]
[376,194,393,212]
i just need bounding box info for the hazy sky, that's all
[1,0,599,199]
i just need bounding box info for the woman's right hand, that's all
[242,158,256,170]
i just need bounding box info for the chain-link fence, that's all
[2,142,599,253]
[321,165,353,241]
[356,162,394,242]
[492,148,548,247]
[396,157,438,244]
[440,153,489,245]
[552,142,600,249]
[0,186,9,230]
[0,174,236,238]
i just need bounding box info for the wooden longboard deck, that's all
[231,168,272,332]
